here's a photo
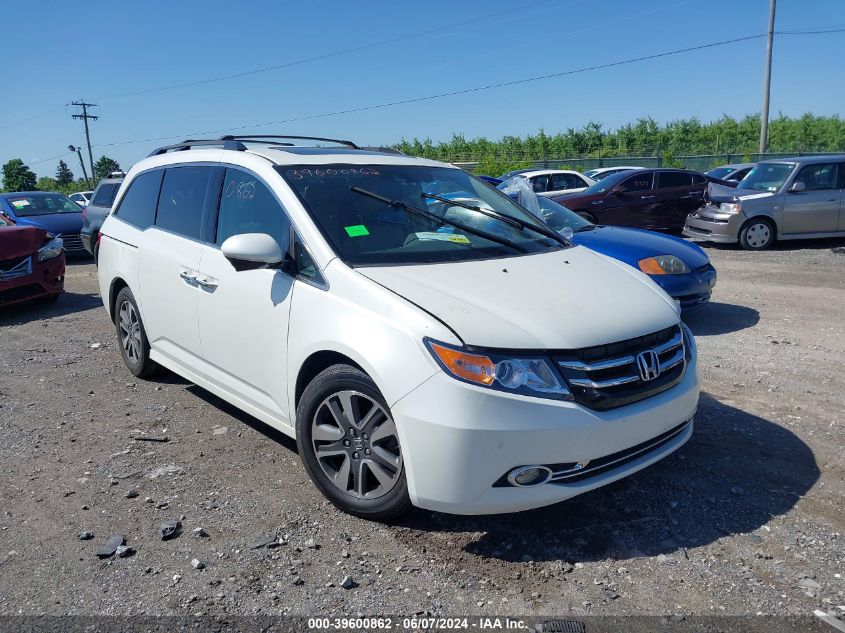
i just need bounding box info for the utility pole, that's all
[68,145,92,190]
[71,100,98,185]
[758,0,776,154]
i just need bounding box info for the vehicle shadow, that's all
[394,392,819,563]
[700,235,845,252]
[187,385,299,453]
[0,291,101,326]
[683,302,759,336]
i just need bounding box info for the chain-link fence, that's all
[444,151,845,174]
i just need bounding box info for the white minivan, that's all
[97,136,699,519]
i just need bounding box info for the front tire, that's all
[296,364,412,520]
[739,218,775,250]
[114,287,157,377]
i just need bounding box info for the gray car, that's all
[80,172,124,262]
[684,155,845,250]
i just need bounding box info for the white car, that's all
[96,136,699,519]
[583,166,645,181]
[69,190,94,207]
[512,169,595,197]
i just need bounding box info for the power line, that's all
[95,32,774,149]
[95,0,565,100]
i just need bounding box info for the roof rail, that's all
[147,138,248,157]
[218,135,360,150]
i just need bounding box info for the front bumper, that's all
[651,265,717,313]
[0,255,65,306]
[392,348,699,514]
[683,206,746,243]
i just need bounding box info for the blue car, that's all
[519,195,716,312]
[0,192,86,255]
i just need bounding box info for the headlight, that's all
[638,255,691,275]
[37,237,64,262]
[425,339,572,400]
[720,202,741,214]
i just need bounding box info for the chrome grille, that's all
[553,325,687,411]
[58,233,84,253]
[0,255,32,280]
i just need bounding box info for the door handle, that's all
[640,195,655,200]
[591,200,604,205]
[196,277,219,290]
[179,271,197,283]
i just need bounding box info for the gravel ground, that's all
[0,240,843,624]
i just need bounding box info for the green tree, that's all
[2,158,37,192]
[55,160,74,186]
[36,176,59,192]
[93,156,121,182]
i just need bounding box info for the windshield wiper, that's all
[420,192,568,247]
[350,186,527,253]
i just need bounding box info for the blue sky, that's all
[2,0,844,179]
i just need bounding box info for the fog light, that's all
[507,465,553,487]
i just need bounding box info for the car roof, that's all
[518,169,584,177]
[0,191,64,197]
[588,166,643,172]
[758,154,845,165]
[719,162,756,169]
[130,144,450,173]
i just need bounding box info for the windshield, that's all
[280,164,566,266]
[738,163,795,192]
[7,194,81,216]
[706,167,734,179]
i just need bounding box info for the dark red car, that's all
[0,214,65,307]
[554,168,719,232]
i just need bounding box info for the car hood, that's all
[13,212,82,234]
[707,184,775,204]
[572,226,710,269]
[0,226,48,259]
[357,246,679,349]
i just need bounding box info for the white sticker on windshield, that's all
[415,232,470,244]
[11,199,30,208]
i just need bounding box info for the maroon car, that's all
[554,169,715,232]
[0,215,65,307]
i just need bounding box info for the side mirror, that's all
[221,233,286,271]
[788,181,806,193]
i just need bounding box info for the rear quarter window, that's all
[91,183,120,207]
[114,170,163,229]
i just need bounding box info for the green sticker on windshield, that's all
[344,224,370,237]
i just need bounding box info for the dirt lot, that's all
[0,241,843,624]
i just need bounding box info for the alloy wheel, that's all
[118,300,142,363]
[746,222,772,248]
[311,390,402,500]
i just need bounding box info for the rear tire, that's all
[296,364,412,520]
[739,218,775,250]
[114,287,157,378]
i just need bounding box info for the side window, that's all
[551,173,578,190]
[531,175,550,193]
[728,168,749,182]
[837,164,845,189]
[91,183,120,207]
[155,166,214,240]
[216,168,290,248]
[657,171,693,189]
[691,173,707,185]
[114,170,163,229]
[294,234,323,284]
[620,172,654,192]
[795,163,837,190]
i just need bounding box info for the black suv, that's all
[81,171,124,262]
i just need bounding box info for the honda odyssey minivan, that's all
[96,135,699,519]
